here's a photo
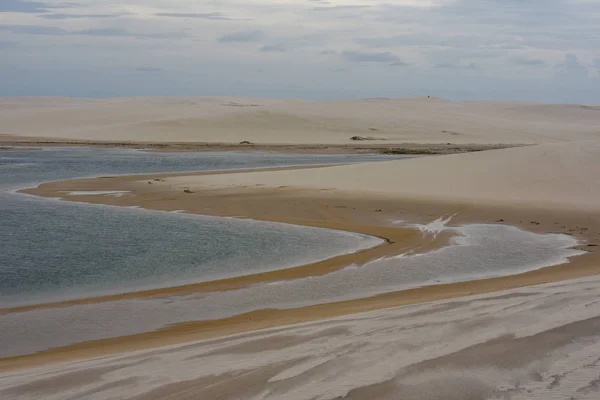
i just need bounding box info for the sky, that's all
[1,0,600,103]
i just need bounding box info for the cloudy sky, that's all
[1,0,599,102]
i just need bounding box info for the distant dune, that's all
[1,96,599,145]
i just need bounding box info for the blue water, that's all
[0,147,395,306]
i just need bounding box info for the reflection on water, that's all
[0,147,393,306]
[0,221,584,357]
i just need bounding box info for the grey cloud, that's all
[434,63,457,69]
[39,13,128,19]
[75,28,134,36]
[514,58,545,67]
[312,5,372,11]
[390,61,409,67]
[73,28,183,39]
[342,51,400,63]
[434,62,479,70]
[0,25,182,38]
[594,58,600,74]
[357,34,507,49]
[218,30,265,43]
[0,40,18,48]
[556,53,588,79]
[320,49,336,55]
[134,67,162,72]
[0,0,52,13]
[155,12,244,20]
[260,43,286,52]
[427,49,502,67]
[431,0,595,30]
[496,44,528,50]
[0,25,67,35]
[376,1,600,51]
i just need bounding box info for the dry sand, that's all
[1,96,600,145]
[2,96,600,399]
[160,139,600,212]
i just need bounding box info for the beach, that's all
[2,97,600,399]
[5,275,600,400]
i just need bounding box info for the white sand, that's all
[3,276,600,399]
[159,139,600,212]
[1,96,600,144]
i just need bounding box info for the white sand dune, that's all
[3,276,600,400]
[161,139,600,212]
[1,96,600,144]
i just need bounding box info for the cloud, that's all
[514,58,546,67]
[73,28,182,39]
[594,58,600,74]
[434,63,454,69]
[134,67,162,72]
[0,0,53,13]
[0,24,67,35]
[312,5,372,12]
[465,62,480,70]
[342,51,400,63]
[0,25,182,38]
[155,12,243,20]
[259,43,286,52]
[218,30,265,43]
[434,62,480,70]
[75,28,133,37]
[39,13,128,19]
[358,34,476,49]
[556,53,588,79]
[0,40,18,48]
[2,0,600,103]
[376,1,600,52]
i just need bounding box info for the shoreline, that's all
[0,134,521,155]
[1,165,599,370]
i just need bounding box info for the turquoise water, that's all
[0,147,393,306]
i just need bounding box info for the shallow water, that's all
[0,147,393,306]
[0,147,587,358]
[0,220,585,357]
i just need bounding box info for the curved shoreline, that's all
[1,167,599,370]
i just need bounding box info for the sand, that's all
[2,96,600,399]
[4,276,600,399]
[2,163,597,373]
[1,96,600,145]
[159,139,600,212]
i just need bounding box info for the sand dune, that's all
[1,96,600,144]
[157,139,600,212]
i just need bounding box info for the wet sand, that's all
[0,133,516,155]
[1,166,598,371]
[4,275,600,399]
